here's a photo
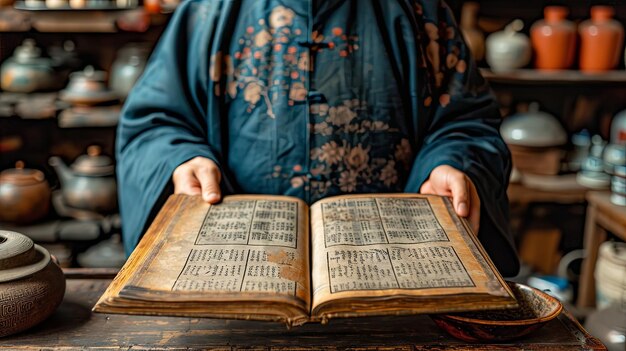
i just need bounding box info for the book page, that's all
[121,195,310,310]
[309,194,508,313]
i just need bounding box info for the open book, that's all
[94,194,516,327]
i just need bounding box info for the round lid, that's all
[13,39,42,62]
[71,146,115,176]
[0,230,50,283]
[0,161,46,186]
[501,103,567,147]
[68,65,107,83]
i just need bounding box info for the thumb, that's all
[448,172,469,217]
[195,164,221,203]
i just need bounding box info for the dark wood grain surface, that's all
[0,276,606,350]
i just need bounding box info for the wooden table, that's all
[0,270,606,350]
[578,191,626,308]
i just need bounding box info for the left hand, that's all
[419,165,481,234]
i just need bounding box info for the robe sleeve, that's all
[404,1,520,277]
[116,0,221,254]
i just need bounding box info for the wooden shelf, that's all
[481,68,626,85]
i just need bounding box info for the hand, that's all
[172,156,221,203]
[419,165,481,234]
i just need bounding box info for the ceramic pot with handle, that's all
[0,161,51,224]
[49,145,117,214]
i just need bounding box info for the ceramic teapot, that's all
[59,65,118,106]
[0,161,51,224]
[0,39,56,93]
[49,145,117,213]
[0,230,65,338]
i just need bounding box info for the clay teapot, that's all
[49,145,117,214]
[0,230,66,337]
[0,161,51,224]
[0,39,56,93]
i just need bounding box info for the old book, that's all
[94,194,516,327]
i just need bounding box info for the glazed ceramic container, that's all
[579,6,624,72]
[49,145,117,213]
[0,230,65,338]
[500,103,566,175]
[0,39,56,93]
[430,281,562,342]
[486,20,531,72]
[594,242,626,308]
[460,2,484,61]
[531,6,576,70]
[0,161,51,224]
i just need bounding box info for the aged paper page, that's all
[309,194,510,315]
[121,195,310,311]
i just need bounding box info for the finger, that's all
[195,164,221,203]
[448,172,469,217]
[173,168,202,195]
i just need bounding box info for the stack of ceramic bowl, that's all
[500,103,567,176]
[577,135,611,189]
[611,165,626,206]
[606,113,626,206]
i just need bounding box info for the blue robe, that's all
[116,0,520,276]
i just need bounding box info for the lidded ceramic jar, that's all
[0,230,66,337]
[531,6,576,70]
[579,6,624,72]
[500,103,567,175]
[460,2,485,62]
[486,19,531,72]
[0,161,51,224]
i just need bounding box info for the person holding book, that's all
[116,0,520,277]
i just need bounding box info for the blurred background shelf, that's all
[481,69,626,85]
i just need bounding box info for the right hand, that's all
[172,156,221,203]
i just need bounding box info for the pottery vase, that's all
[460,2,485,62]
[579,6,624,72]
[531,6,576,70]
[0,230,65,338]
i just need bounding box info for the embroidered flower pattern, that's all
[308,99,413,200]
[209,5,360,118]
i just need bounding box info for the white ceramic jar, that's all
[486,20,532,72]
